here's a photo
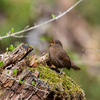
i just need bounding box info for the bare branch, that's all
[0,73,50,93]
[0,0,83,40]
[13,35,31,38]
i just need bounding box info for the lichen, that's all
[31,63,86,99]
[23,43,34,50]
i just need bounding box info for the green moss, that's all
[27,67,36,72]
[32,63,85,99]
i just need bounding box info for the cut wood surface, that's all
[0,43,86,100]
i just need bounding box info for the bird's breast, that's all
[49,47,56,60]
[49,46,61,67]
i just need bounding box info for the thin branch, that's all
[13,35,31,38]
[0,0,83,40]
[0,54,3,59]
[0,73,49,93]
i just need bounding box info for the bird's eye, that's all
[55,42,58,44]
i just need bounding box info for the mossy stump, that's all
[0,43,86,100]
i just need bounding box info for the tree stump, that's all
[0,43,86,100]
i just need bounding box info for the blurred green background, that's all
[0,0,100,100]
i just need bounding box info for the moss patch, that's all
[30,63,85,99]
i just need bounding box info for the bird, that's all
[49,39,81,73]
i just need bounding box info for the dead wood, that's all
[0,43,86,100]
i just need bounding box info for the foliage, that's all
[6,44,15,54]
[7,71,9,74]
[13,69,17,76]
[51,14,56,18]
[5,48,9,54]
[19,79,25,84]
[0,62,3,67]
[31,81,35,85]
[11,28,14,33]
[9,45,15,51]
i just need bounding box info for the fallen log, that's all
[0,43,86,100]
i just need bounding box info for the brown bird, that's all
[49,39,81,73]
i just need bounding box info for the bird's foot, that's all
[60,68,63,74]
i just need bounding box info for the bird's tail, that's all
[71,61,81,71]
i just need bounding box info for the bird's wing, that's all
[56,48,71,69]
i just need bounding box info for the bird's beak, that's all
[49,40,55,46]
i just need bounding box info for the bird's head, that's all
[50,39,62,47]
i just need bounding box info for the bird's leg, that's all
[60,68,63,74]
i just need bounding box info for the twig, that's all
[0,0,83,40]
[0,73,49,93]
[13,35,31,38]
